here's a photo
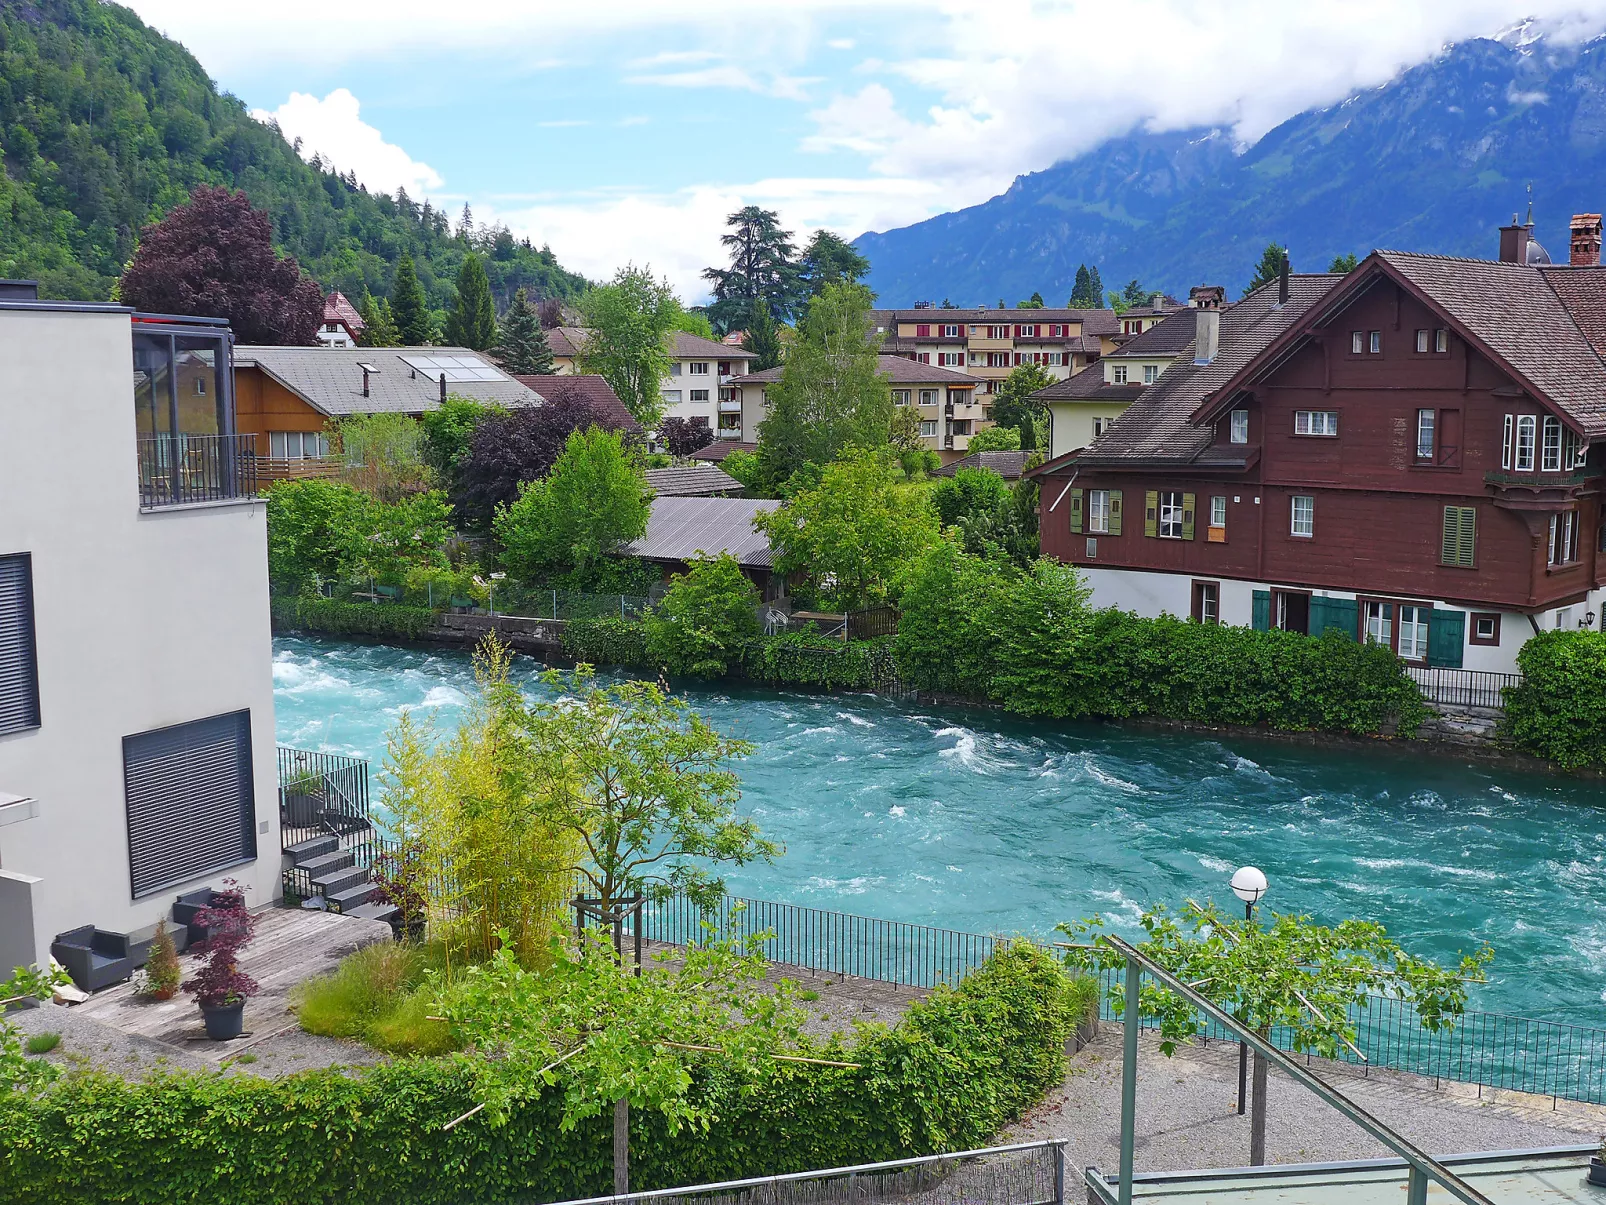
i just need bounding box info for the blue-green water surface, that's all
[272,636,1606,1021]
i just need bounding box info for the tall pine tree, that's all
[741,299,783,371]
[391,254,430,345]
[1245,243,1290,296]
[445,252,497,349]
[358,290,402,347]
[493,287,555,374]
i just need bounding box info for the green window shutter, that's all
[1427,609,1466,668]
[1144,490,1158,538]
[1252,590,1270,631]
[1069,488,1083,534]
[1109,489,1123,536]
[1459,507,1476,567]
[1441,506,1476,568]
[1310,596,1359,639]
[1181,492,1196,540]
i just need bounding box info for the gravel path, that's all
[1004,1024,1603,1176]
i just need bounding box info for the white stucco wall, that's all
[0,306,280,968]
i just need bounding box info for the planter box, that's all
[282,788,326,828]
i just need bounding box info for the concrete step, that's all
[285,834,339,864]
[325,882,379,913]
[345,900,400,926]
[311,866,369,897]
[297,849,355,879]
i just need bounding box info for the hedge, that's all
[271,597,438,642]
[0,945,1082,1205]
[562,617,652,668]
[742,633,898,691]
[1502,630,1606,767]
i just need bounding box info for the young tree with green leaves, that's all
[576,265,682,426]
[754,282,890,489]
[1017,291,1045,308]
[798,229,871,297]
[931,465,1011,530]
[1246,243,1291,295]
[702,205,802,332]
[1061,901,1492,1167]
[644,553,762,678]
[671,309,717,340]
[334,411,434,502]
[1107,279,1155,314]
[741,299,783,371]
[265,478,372,593]
[491,286,555,373]
[1329,253,1360,273]
[493,427,651,584]
[445,252,498,350]
[390,254,431,345]
[421,396,502,487]
[965,425,1022,452]
[988,361,1054,450]
[358,290,403,347]
[756,447,940,610]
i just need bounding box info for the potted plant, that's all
[135,920,181,1001]
[181,881,258,1040]
[282,764,325,828]
[1589,1137,1606,1187]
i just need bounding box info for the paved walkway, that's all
[1005,1024,1603,1177]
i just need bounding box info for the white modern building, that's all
[0,281,281,976]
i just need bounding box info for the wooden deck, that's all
[76,905,392,1064]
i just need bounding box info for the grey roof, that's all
[1104,310,1198,357]
[644,466,743,496]
[729,354,977,387]
[671,331,756,360]
[626,495,779,567]
[933,450,1034,480]
[1035,360,1147,402]
[1074,275,1344,464]
[235,346,544,416]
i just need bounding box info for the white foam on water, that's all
[1354,856,1497,881]
[889,805,906,817]
[1082,759,1144,794]
[837,712,875,728]
[801,725,841,736]
[1197,855,1234,873]
[417,685,467,709]
[946,865,963,873]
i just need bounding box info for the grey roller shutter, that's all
[124,711,256,899]
[0,554,40,736]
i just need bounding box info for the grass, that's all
[25,1032,60,1054]
[797,989,820,1002]
[292,940,458,1056]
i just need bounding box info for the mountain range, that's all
[855,32,1606,307]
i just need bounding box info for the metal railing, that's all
[277,745,375,896]
[846,605,900,640]
[550,1141,1066,1205]
[136,432,258,508]
[487,585,653,621]
[1408,666,1520,709]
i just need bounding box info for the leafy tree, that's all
[741,299,783,371]
[334,412,433,502]
[342,490,454,584]
[755,448,940,609]
[887,403,931,478]
[1329,252,1360,273]
[422,396,502,485]
[1016,292,1045,308]
[928,463,1039,565]
[1061,901,1491,1166]
[1108,278,1155,314]
[118,186,322,343]
[358,291,403,347]
[452,397,612,529]
[719,448,765,491]
[577,265,682,426]
[988,362,1054,450]
[932,466,1011,529]
[966,425,1022,452]
[494,427,651,583]
[1,964,70,1092]
[644,553,763,677]
[659,417,715,458]
[492,287,556,374]
[265,478,372,592]
[1246,243,1291,296]
[798,230,871,297]
[703,206,802,332]
[444,253,498,350]
[754,282,890,489]
[671,309,716,339]
[390,254,431,345]
[1068,264,1104,308]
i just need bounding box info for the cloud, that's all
[625,64,821,100]
[252,89,443,197]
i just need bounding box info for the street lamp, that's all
[1230,866,1268,1117]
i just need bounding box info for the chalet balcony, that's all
[967,337,1014,352]
[137,433,259,510]
[1484,465,1602,510]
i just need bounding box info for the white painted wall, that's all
[0,307,280,970]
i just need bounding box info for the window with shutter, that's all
[1441,506,1476,567]
[0,554,41,736]
[123,711,256,899]
[1181,492,1196,540]
[1144,490,1159,537]
[1108,490,1123,536]
[1068,488,1083,533]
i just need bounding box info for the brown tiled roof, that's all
[1105,311,1197,357]
[671,331,756,360]
[932,450,1034,480]
[1072,275,1344,464]
[690,440,756,463]
[728,354,977,388]
[322,291,364,333]
[872,307,1123,335]
[644,466,742,496]
[513,373,639,432]
[1540,267,1606,358]
[1034,360,1147,402]
[547,326,587,357]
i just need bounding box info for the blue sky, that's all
[124,2,1606,300]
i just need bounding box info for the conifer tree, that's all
[492,287,555,374]
[358,290,403,347]
[445,253,497,350]
[1245,243,1291,296]
[740,299,783,371]
[391,254,430,345]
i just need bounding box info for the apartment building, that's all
[548,326,755,437]
[725,356,981,460]
[0,282,281,975]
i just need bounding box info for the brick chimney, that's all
[1190,285,1225,365]
[1570,214,1603,266]
[1499,214,1533,264]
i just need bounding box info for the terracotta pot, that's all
[200,1000,245,1041]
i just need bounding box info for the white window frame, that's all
[1399,605,1429,661]
[661,389,683,403]
[1549,510,1579,566]
[1158,492,1184,539]
[1435,328,1449,353]
[919,420,937,437]
[669,362,682,377]
[1209,495,1227,528]
[1415,329,1430,353]
[1515,415,1537,471]
[1416,409,1435,461]
[1112,365,1128,384]
[1350,331,1364,354]
[1502,415,1515,469]
[1542,416,1563,472]
[1291,495,1314,537]
[1088,489,1110,534]
[689,389,710,402]
[1369,331,1382,353]
[1230,409,1249,444]
[689,362,709,376]
[1143,364,1158,384]
[940,352,963,367]
[1364,601,1393,648]
[1093,417,1109,437]
[919,389,938,406]
[1294,410,1339,436]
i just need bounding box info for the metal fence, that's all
[277,746,378,897]
[1408,666,1521,709]
[846,606,900,641]
[488,584,653,621]
[550,1141,1066,1205]
[136,432,258,508]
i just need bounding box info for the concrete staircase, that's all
[284,835,399,927]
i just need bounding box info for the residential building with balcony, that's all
[0,281,281,976]
[233,345,545,480]
[1032,214,1606,674]
[726,356,981,460]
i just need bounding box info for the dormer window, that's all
[1112,365,1128,384]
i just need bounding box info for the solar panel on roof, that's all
[400,354,506,383]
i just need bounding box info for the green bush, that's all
[0,946,1078,1205]
[562,617,651,668]
[644,554,762,677]
[271,597,437,642]
[291,943,455,1056]
[1502,630,1606,767]
[743,634,896,691]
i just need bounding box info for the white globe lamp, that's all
[1231,866,1268,909]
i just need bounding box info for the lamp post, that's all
[1230,866,1267,1117]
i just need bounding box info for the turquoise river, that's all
[273,636,1606,1022]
